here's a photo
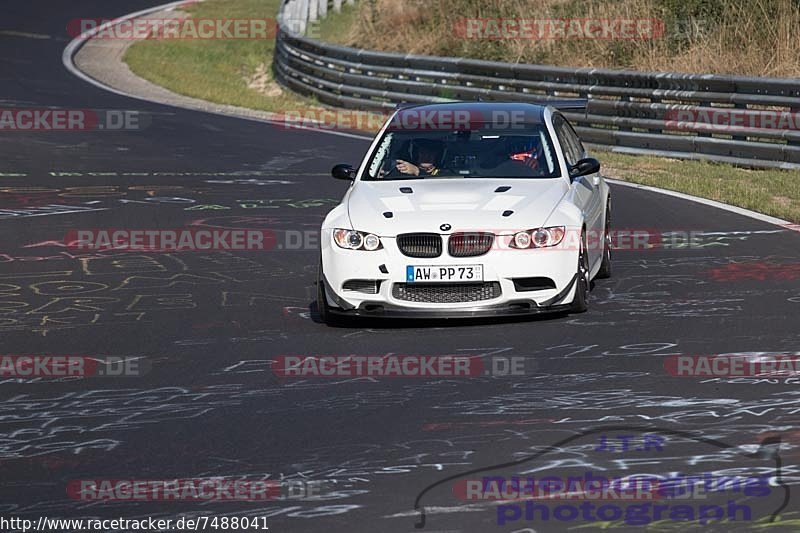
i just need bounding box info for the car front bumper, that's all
[322,274,577,319]
[321,231,581,318]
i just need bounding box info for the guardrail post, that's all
[619,96,632,132]
[288,0,303,34]
[696,103,712,138]
[732,103,748,142]
[333,0,342,12]
[308,0,319,22]
[791,106,800,147]
[648,94,662,134]
[297,0,310,34]
[283,0,294,34]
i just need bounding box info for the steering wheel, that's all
[380,158,415,179]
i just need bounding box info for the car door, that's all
[553,114,603,266]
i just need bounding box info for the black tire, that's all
[596,199,612,279]
[569,232,589,313]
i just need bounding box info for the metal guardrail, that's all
[274,0,800,170]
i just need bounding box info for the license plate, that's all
[406,265,483,283]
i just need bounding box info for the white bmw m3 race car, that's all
[317,101,611,324]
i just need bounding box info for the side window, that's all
[563,120,586,160]
[552,114,583,165]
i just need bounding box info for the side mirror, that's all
[332,164,356,181]
[569,157,600,179]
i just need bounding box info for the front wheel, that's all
[569,232,589,313]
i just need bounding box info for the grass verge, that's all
[124,0,315,113]
[597,150,800,223]
[328,0,800,77]
[124,0,383,128]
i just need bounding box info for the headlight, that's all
[363,233,381,251]
[513,231,531,249]
[333,229,382,251]
[510,226,566,249]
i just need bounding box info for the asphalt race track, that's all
[1,2,800,532]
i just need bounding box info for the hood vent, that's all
[399,187,413,193]
[502,210,514,217]
[494,186,511,192]
[383,211,393,218]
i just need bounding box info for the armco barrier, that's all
[274,0,800,169]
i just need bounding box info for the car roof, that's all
[393,101,549,125]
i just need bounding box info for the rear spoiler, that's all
[542,98,588,111]
[394,102,427,110]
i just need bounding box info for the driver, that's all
[508,137,543,171]
[396,139,444,176]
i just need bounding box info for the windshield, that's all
[363,122,560,180]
